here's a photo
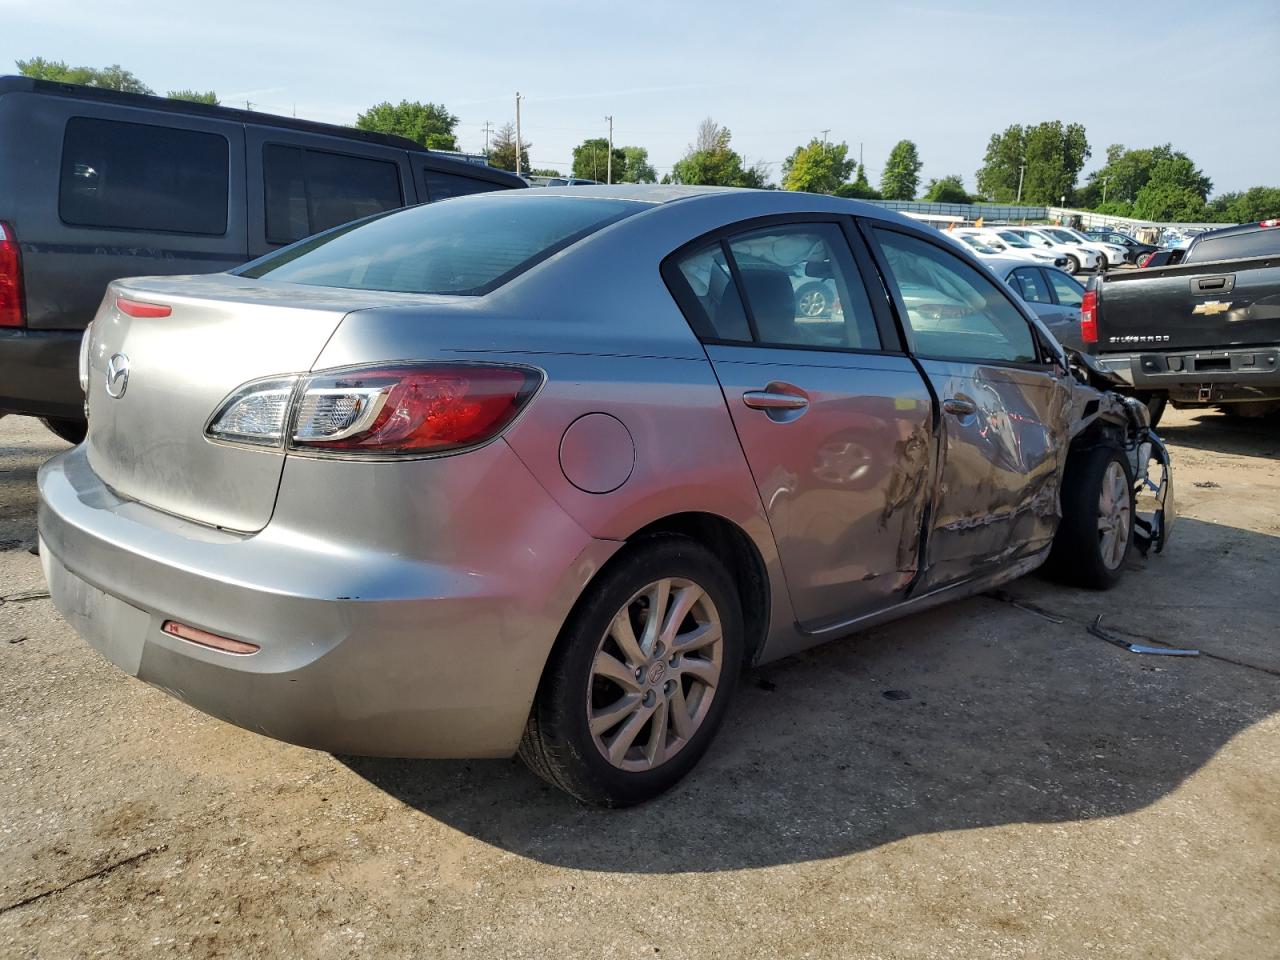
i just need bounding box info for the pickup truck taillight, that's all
[1081,289,1098,344]
[0,222,24,328]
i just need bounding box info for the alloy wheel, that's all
[1097,461,1132,570]
[797,289,828,317]
[587,577,723,772]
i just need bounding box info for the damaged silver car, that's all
[39,187,1171,807]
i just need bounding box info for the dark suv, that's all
[0,77,524,442]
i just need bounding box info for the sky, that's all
[2,0,1277,194]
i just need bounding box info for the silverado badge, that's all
[1192,301,1232,316]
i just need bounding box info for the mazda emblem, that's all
[105,353,130,399]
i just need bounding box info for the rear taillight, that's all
[206,363,541,457]
[1260,219,1278,228]
[292,364,540,455]
[0,222,25,328]
[1081,289,1098,344]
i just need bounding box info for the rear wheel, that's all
[1046,445,1135,589]
[1064,254,1081,274]
[41,417,87,445]
[520,534,743,807]
[1142,394,1167,428]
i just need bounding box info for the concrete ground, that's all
[1,409,1277,960]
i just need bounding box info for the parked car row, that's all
[0,77,526,442]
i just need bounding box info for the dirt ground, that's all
[1,409,1277,960]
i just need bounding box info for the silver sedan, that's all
[39,187,1172,806]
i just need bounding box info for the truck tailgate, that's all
[1096,255,1280,352]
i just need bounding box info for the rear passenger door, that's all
[866,225,1073,589]
[245,127,413,258]
[666,218,934,634]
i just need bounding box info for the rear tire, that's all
[41,417,87,445]
[1046,444,1136,590]
[1143,395,1167,428]
[520,534,743,807]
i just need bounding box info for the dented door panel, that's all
[707,345,934,631]
[916,358,1072,589]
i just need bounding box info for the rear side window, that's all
[264,144,403,244]
[1046,270,1084,306]
[238,193,642,295]
[874,229,1037,364]
[424,169,505,202]
[1010,267,1051,303]
[1185,230,1280,264]
[59,117,229,235]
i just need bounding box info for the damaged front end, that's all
[1065,349,1174,556]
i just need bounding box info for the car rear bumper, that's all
[0,327,84,419]
[1096,348,1280,401]
[38,443,621,758]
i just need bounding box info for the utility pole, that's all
[1016,162,1026,204]
[514,92,522,177]
[605,115,613,184]
[1101,175,1110,206]
[482,121,493,158]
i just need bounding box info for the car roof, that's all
[1189,220,1274,242]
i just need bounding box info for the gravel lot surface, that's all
[1,410,1277,959]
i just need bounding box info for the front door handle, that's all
[743,390,808,411]
[942,397,977,417]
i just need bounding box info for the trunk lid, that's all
[84,274,418,532]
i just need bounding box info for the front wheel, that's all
[794,282,829,318]
[520,534,743,807]
[1045,445,1136,589]
[1064,254,1081,274]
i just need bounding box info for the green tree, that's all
[620,146,657,183]
[976,122,1089,204]
[1131,155,1214,221]
[880,140,923,200]
[671,118,765,188]
[571,137,625,182]
[487,122,530,173]
[922,175,971,204]
[355,100,458,151]
[835,163,880,200]
[167,89,218,105]
[1206,186,1280,223]
[781,138,855,194]
[528,167,563,178]
[1077,144,1211,209]
[16,57,153,94]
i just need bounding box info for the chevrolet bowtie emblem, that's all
[1193,301,1232,316]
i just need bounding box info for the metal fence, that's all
[863,199,1223,232]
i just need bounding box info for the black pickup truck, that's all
[1084,220,1280,423]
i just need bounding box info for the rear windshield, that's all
[237,193,643,295]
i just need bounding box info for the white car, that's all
[953,228,1070,269]
[999,227,1099,274]
[1038,226,1129,269]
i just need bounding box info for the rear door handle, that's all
[942,397,977,417]
[743,390,809,411]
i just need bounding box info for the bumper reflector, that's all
[162,620,260,655]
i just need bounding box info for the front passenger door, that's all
[868,226,1073,590]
